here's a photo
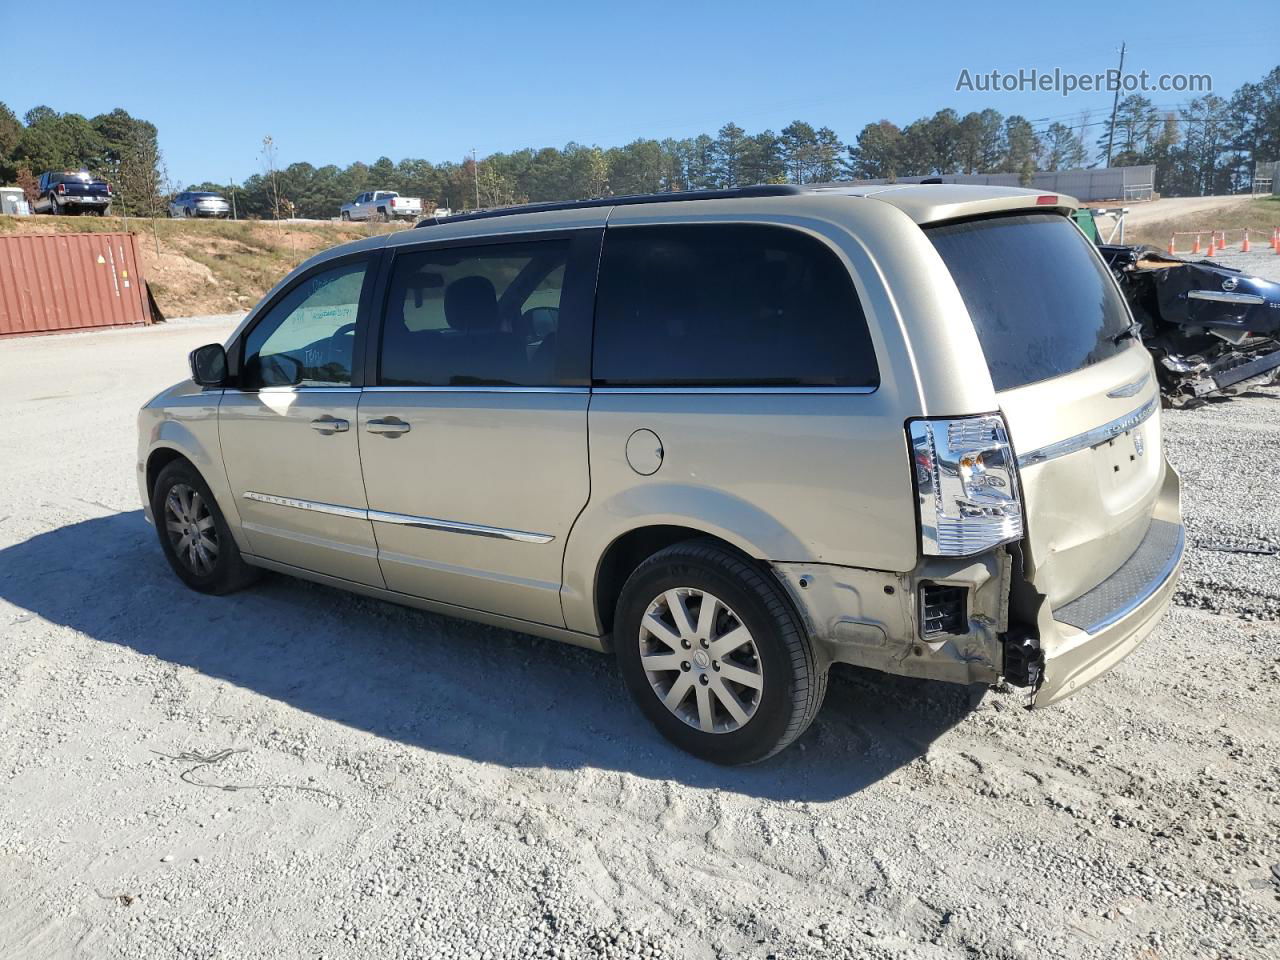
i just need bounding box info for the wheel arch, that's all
[140,402,246,544]
[591,524,765,638]
[145,446,192,499]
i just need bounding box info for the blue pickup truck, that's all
[34,170,113,216]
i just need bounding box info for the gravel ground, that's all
[1192,248,1280,285]
[1,319,1277,960]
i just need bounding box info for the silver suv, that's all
[138,184,1184,764]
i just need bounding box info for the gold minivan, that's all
[138,184,1183,763]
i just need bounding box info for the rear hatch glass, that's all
[927,211,1165,614]
[927,213,1131,390]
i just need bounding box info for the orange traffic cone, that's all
[1206,235,1216,256]
[1242,230,1250,253]
[1193,235,1201,254]
[1168,235,1176,255]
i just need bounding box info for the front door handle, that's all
[310,416,349,433]
[366,418,411,436]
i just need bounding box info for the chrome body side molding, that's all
[242,491,368,521]
[367,509,554,544]
[242,492,554,544]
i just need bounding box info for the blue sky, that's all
[2,0,1275,186]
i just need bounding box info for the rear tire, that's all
[340,211,350,221]
[614,539,826,764]
[151,460,259,595]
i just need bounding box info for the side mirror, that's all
[189,343,228,386]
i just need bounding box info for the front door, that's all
[357,230,601,625]
[219,256,383,586]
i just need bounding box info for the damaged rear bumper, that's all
[771,466,1183,701]
[1033,462,1183,705]
[1034,517,1184,705]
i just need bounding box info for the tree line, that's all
[2,63,1276,221]
[0,104,166,217]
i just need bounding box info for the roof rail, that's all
[415,184,805,228]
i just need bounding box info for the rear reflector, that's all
[1036,195,1058,205]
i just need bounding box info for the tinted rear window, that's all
[593,224,878,387]
[927,214,1131,391]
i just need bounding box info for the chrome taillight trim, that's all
[909,415,1024,558]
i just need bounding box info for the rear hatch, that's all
[927,213,1164,610]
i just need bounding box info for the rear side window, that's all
[927,213,1131,391]
[593,224,878,387]
[379,240,572,386]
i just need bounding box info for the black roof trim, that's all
[415,184,805,228]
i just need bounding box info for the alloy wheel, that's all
[639,588,763,733]
[163,482,218,576]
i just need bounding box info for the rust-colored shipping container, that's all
[0,232,151,337]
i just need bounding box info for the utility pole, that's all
[229,176,237,220]
[1105,41,1126,167]
[471,147,480,209]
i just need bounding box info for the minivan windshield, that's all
[927,213,1132,391]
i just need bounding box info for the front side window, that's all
[592,224,878,387]
[241,259,367,389]
[379,240,571,387]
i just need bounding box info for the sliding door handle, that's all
[366,418,411,436]
[310,416,349,433]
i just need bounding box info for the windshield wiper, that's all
[1111,321,1142,345]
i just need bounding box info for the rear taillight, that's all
[389,197,396,207]
[56,183,65,195]
[908,415,1023,557]
[106,184,112,195]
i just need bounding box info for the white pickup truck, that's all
[340,190,423,222]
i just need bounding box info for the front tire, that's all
[151,460,258,595]
[614,539,826,764]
